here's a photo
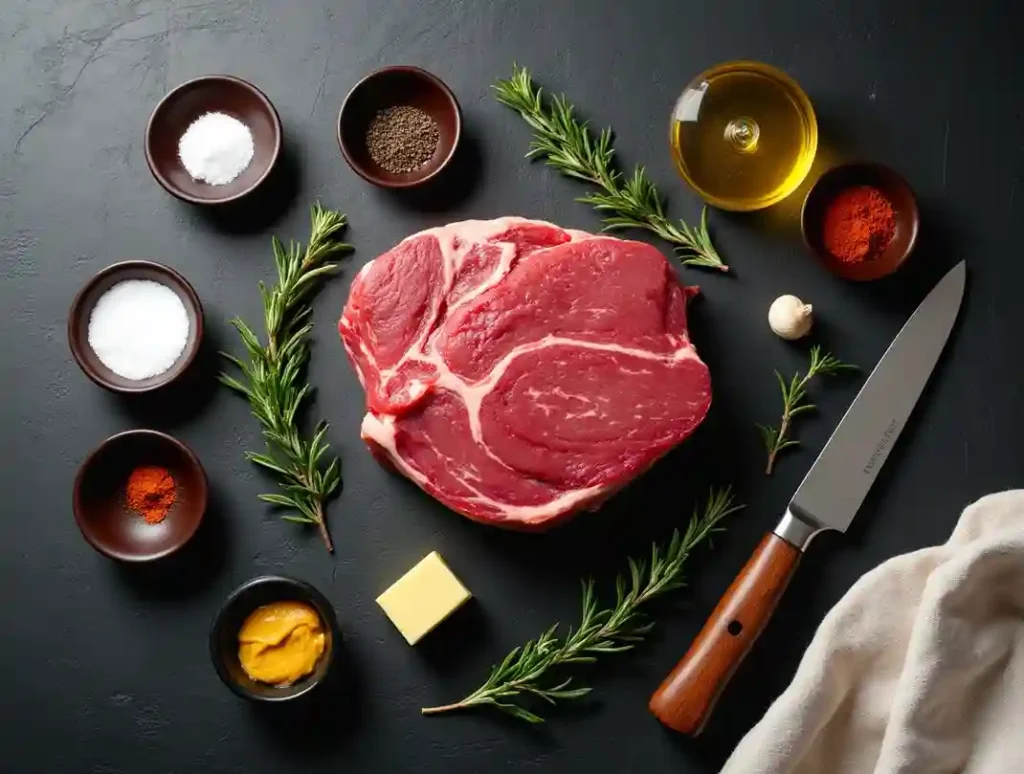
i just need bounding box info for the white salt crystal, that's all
[88,280,190,380]
[178,112,255,186]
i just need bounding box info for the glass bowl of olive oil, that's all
[670,61,817,212]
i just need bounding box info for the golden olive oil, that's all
[670,61,817,211]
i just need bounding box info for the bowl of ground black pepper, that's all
[73,429,208,562]
[337,66,461,188]
[801,162,920,281]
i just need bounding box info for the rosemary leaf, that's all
[494,64,727,272]
[220,203,352,552]
[421,488,743,722]
[761,345,859,475]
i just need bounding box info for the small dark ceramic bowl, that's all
[146,75,281,204]
[73,430,208,562]
[801,162,920,281]
[211,576,340,702]
[338,65,461,188]
[68,260,203,393]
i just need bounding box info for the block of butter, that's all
[376,551,472,645]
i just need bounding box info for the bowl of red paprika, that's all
[801,162,920,281]
[73,429,208,562]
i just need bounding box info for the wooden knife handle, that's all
[648,532,801,735]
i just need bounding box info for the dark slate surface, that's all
[2,1,1021,772]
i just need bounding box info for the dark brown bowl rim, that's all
[336,65,462,189]
[68,259,204,394]
[800,161,920,281]
[72,429,209,563]
[144,74,282,205]
[210,575,341,702]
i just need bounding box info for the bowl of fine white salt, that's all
[145,75,281,205]
[68,261,204,393]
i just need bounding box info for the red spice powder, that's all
[126,465,177,524]
[822,185,896,264]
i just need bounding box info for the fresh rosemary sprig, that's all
[219,203,352,553]
[421,488,743,722]
[494,64,727,272]
[758,346,858,476]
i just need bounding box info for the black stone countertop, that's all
[3,1,1022,772]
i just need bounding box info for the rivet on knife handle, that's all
[648,533,801,735]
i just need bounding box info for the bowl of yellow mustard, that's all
[210,575,339,701]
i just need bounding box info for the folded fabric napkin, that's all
[722,491,1024,774]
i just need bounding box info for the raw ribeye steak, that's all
[339,218,711,530]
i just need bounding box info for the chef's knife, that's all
[649,260,966,735]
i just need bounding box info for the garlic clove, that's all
[768,295,813,340]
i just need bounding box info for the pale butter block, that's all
[376,551,472,645]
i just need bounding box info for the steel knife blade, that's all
[778,259,966,549]
[650,260,966,736]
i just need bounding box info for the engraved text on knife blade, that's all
[863,418,899,475]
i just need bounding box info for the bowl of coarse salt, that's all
[145,75,281,205]
[68,261,204,393]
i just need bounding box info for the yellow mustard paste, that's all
[238,601,326,686]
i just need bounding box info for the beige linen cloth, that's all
[721,491,1024,774]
